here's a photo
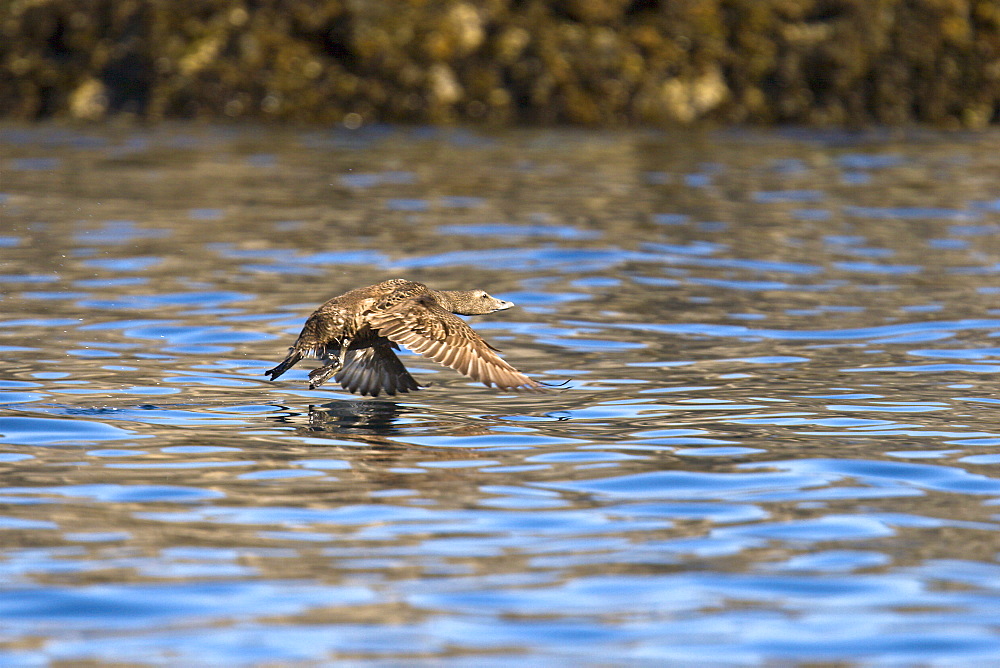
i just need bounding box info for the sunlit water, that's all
[2,124,1000,665]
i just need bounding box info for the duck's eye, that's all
[478,291,487,298]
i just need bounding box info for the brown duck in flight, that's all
[265,279,542,397]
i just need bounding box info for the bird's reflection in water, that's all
[259,400,514,500]
[265,399,502,450]
[306,399,409,435]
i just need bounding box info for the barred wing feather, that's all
[369,296,542,391]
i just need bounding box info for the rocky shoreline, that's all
[2,0,998,127]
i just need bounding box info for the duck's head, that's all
[433,289,513,316]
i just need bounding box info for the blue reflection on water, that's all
[4,126,1000,666]
[0,417,140,446]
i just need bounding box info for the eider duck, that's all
[266,279,542,397]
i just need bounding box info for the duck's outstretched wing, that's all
[334,343,423,397]
[368,295,543,391]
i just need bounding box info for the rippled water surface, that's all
[3,124,1000,665]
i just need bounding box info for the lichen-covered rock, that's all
[0,0,997,127]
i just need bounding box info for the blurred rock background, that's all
[1,0,998,127]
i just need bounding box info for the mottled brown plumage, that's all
[266,279,542,397]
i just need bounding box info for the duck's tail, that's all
[265,349,304,381]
